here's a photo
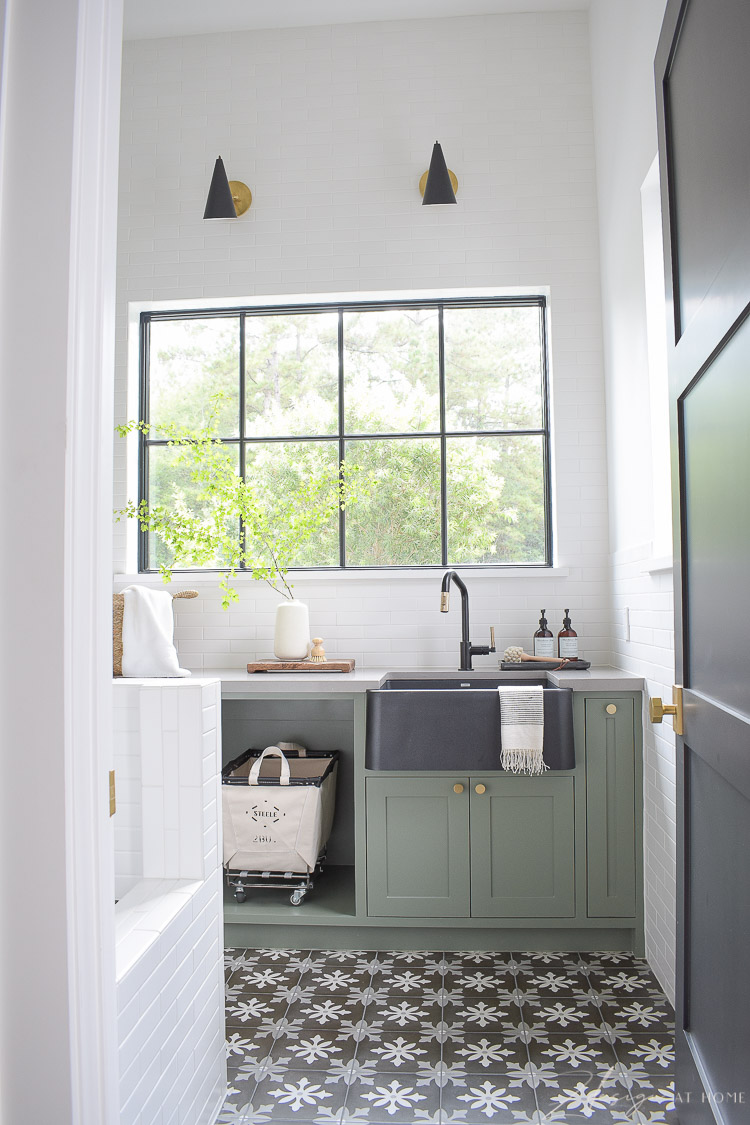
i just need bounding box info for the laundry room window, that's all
[137,296,553,572]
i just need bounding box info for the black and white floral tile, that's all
[219,948,675,1125]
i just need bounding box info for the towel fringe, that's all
[500,747,549,775]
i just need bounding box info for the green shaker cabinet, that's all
[471,776,575,918]
[366,776,470,917]
[366,774,575,919]
[224,688,643,954]
[584,695,638,918]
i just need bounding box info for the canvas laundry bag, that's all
[222,744,338,874]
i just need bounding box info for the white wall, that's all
[588,0,676,1002]
[114,12,613,668]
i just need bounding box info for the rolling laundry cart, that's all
[222,743,339,906]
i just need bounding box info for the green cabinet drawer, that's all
[585,696,637,917]
[366,776,471,917]
[470,776,576,918]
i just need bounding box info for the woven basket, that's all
[113,589,198,676]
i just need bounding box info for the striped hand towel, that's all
[497,685,548,775]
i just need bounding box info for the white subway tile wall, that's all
[611,544,676,1005]
[114,11,613,664]
[114,571,612,670]
[114,680,226,1125]
[113,684,143,901]
[116,877,226,1125]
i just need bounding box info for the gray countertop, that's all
[213,665,644,695]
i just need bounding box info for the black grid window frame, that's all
[137,295,553,573]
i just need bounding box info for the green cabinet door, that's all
[585,696,637,917]
[470,776,576,918]
[366,776,470,917]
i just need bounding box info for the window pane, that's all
[447,435,546,564]
[344,438,441,566]
[244,441,340,567]
[148,317,240,438]
[244,313,339,437]
[343,308,440,433]
[444,306,543,431]
[147,442,240,569]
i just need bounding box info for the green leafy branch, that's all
[116,396,368,608]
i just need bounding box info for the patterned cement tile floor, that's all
[218,949,675,1125]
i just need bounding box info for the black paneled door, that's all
[656,1,750,1121]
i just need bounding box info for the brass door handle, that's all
[453,783,464,794]
[475,783,486,795]
[606,703,617,715]
[649,686,684,736]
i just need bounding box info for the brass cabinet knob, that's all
[453,783,464,794]
[475,783,487,795]
[606,704,617,715]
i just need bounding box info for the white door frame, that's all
[65,0,124,1120]
[0,0,123,1121]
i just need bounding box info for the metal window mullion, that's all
[335,427,547,441]
[138,314,150,572]
[145,295,546,322]
[438,304,448,567]
[338,309,346,568]
[539,299,553,566]
[239,313,247,569]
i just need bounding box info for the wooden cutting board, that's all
[246,658,356,673]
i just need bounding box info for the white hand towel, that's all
[497,685,547,774]
[121,585,191,678]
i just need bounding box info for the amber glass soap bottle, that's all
[558,609,578,659]
[533,610,555,658]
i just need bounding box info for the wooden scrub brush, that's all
[504,645,573,666]
[309,637,327,663]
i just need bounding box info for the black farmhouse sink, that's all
[366,676,575,771]
[380,676,550,690]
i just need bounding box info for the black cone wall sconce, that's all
[419,142,458,205]
[203,156,252,219]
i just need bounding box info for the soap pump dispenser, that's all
[558,609,578,659]
[533,610,555,658]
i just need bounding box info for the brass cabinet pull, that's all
[475,783,487,795]
[606,703,617,715]
[453,783,464,794]
[649,685,684,736]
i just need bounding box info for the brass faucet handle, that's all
[489,626,495,652]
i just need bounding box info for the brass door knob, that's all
[649,686,684,735]
[475,783,487,795]
[453,783,464,794]
[606,704,617,715]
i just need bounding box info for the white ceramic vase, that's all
[273,600,311,660]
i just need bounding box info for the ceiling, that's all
[124,0,590,41]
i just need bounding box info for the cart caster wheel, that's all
[234,890,246,903]
[290,890,305,906]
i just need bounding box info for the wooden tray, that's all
[247,659,356,674]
